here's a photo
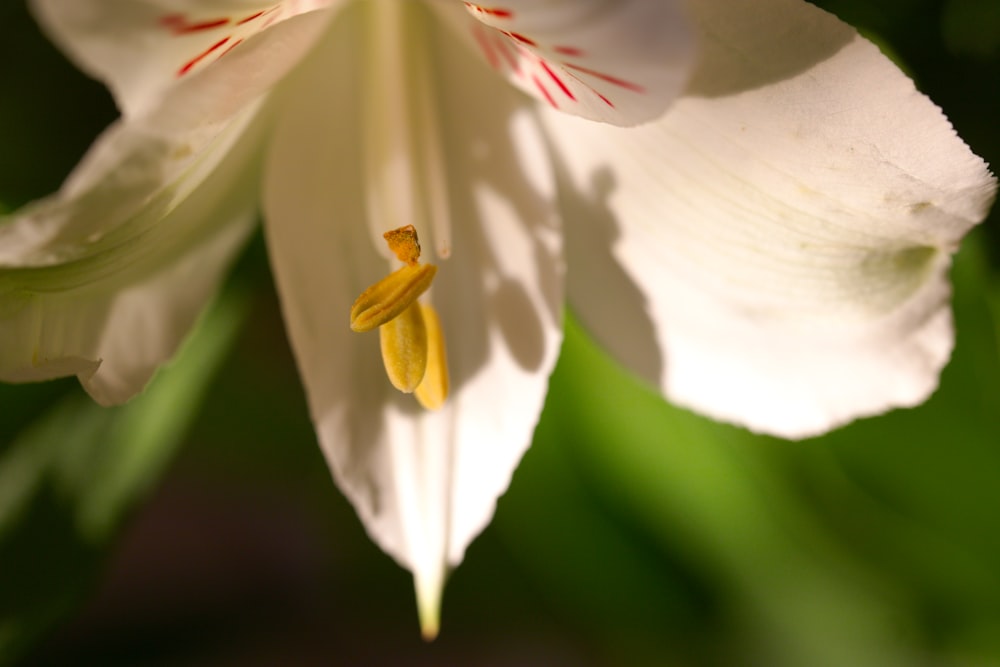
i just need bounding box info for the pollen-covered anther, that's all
[380,301,428,393]
[384,224,422,266]
[351,224,437,332]
[351,225,449,407]
[414,303,449,410]
[350,263,437,332]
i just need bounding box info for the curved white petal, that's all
[0,105,266,404]
[0,102,258,267]
[31,0,336,118]
[1,6,331,268]
[543,0,997,438]
[431,0,695,125]
[263,3,562,631]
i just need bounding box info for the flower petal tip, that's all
[414,567,444,642]
[419,612,440,643]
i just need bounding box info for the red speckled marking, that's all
[237,10,266,25]
[464,3,514,19]
[161,15,230,34]
[161,6,282,77]
[469,15,644,111]
[539,60,574,101]
[532,75,557,108]
[218,38,245,59]
[464,2,647,112]
[505,31,536,47]
[178,37,231,75]
[562,62,646,93]
[493,31,521,73]
[473,24,501,70]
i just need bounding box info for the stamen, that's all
[411,11,453,259]
[380,301,428,393]
[414,303,449,410]
[351,224,437,332]
[350,263,437,332]
[358,0,456,404]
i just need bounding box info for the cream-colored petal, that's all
[15,220,252,405]
[263,2,562,632]
[431,0,695,125]
[1,4,332,268]
[30,0,337,118]
[543,0,996,438]
[0,101,260,268]
[0,103,266,404]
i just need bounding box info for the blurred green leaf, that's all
[546,326,915,666]
[817,232,1000,662]
[0,289,248,663]
[497,395,720,666]
[509,231,1000,666]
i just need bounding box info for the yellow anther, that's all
[384,224,422,266]
[351,224,449,408]
[414,302,449,411]
[379,301,428,393]
[350,263,437,332]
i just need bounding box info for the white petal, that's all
[31,0,336,118]
[2,0,332,268]
[0,105,266,404]
[431,0,695,125]
[543,0,997,438]
[2,1,337,267]
[0,100,259,267]
[262,3,562,629]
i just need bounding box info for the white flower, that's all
[0,0,994,637]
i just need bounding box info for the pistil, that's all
[362,0,453,260]
[357,1,453,407]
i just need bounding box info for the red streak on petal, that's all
[506,31,536,47]
[532,75,557,109]
[473,24,501,70]
[539,61,575,101]
[561,68,617,107]
[219,38,244,59]
[161,15,231,34]
[494,33,520,73]
[237,10,266,25]
[464,3,514,18]
[178,37,231,76]
[553,45,584,57]
[562,63,645,93]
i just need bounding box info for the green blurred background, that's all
[2,1,999,665]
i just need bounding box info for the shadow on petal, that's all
[431,23,563,394]
[683,0,855,98]
[561,166,665,388]
[490,278,546,372]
